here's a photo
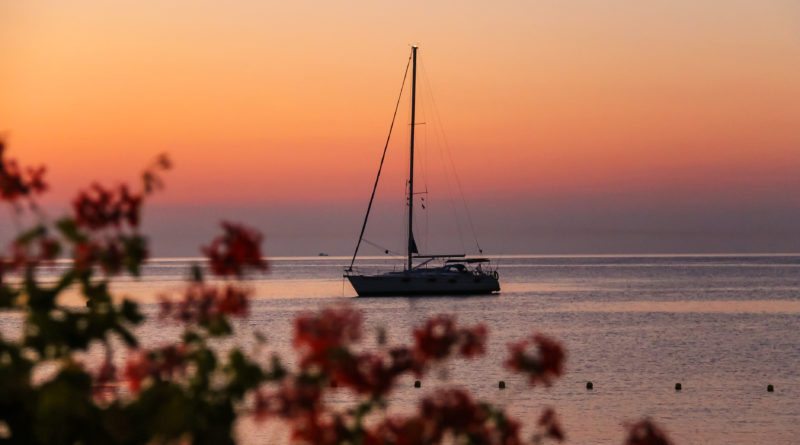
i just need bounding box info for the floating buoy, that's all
[767,384,774,392]
[414,380,421,388]
[499,381,506,389]
[586,381,593,390]
[675,383,682,391]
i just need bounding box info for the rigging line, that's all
[420,63,483,254]
[416,63,430,254]
[362,238,401,256]
[419,61,467,254]
[348,52,412,271]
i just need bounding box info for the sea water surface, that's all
[3,254,800,444]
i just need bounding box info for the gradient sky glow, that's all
[2,1,800,256]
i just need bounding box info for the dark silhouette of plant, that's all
[0,139,672,444]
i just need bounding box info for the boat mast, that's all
[407,45,418,271]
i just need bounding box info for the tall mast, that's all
[407,45,418,271]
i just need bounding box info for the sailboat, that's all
[344,46,500,297]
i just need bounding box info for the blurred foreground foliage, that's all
[0,140,672,444]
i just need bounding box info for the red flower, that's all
[624,419,673,445]
[73,241,98,272]
[92,359,118,402]
[291,307,430,397]
[0,235,59,275]
[123,345,188,393]
[38,237,60,261]
[293,306,362,369]
[327,347,422,397]
[253,378,331,443]
[459,324,488,357]
[413,316,457,360]
[72,183,142,230]
[159,283,251,325]
[420,389,489,440]
[217,284,249,317]
[72,237,142,275]
[123,351,152,394]
[413,316,488,362]
[100,239,124,273]
[368,417,426,445]
[537,407,565,442]
[505,333,565,386]
[202,222,267,277]
[26,165,47,194]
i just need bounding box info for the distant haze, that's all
[138,198,800,257]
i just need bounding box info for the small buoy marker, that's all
[675,383,682,391]
[586,381,593,390]
[767,384,774,392]
[414,380,421,388]
[499,381,506,389]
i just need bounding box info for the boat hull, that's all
[346,272,500,297]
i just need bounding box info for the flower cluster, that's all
[624,419,673,445]
[73,183,143,230]
[254,379,326,441]
[334,347,423,397]
[417,389,519,443]
[293,306,363,366]
[65,181,152,276]
[505,333,566,386]
[123,345,188,393]
[0,140,47,203]
[93,359,118,402]
[294,309,486,385]
[7,235,60,271]
[253,308,494,442]
[203,222,267,277]
[70,234,148,276]
[413,315,488,360]
[159,283,251,325]
[536,407,565,442]
[368,389,522,445]
[293,307,422,396]
[256,387,525,445]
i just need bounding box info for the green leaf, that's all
[224,349,265,399]
[120,299,144,324]
[189,263,204,283]
[115,326,138,348]
[122,234,148,277]
[55,217,87,243]
[15,224,46,245]
[52,269,76,294]
[0,284,20,308]
[25,266,57,312]
[34,366,110,444]
[206,316,232,337]
[182,330,203,345]
[267,355,287,381]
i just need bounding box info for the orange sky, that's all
[2,1,800,255]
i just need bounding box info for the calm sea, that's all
[4,255,800,444]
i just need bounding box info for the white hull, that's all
[346,270,500,297]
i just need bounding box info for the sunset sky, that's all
[2,1,799,256]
